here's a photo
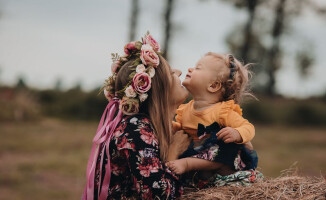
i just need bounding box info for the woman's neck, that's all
[170,102,180,120]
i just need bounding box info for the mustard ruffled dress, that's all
[173,100,258,171]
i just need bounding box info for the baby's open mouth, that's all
[185,74,191,79]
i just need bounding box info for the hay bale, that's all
[181,171,326,200]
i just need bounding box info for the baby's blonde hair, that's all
[205,52,253,104]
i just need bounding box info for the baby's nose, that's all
[188,68,193,72]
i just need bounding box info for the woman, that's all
[82,33,190,200]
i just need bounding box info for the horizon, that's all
[0,0,325,98]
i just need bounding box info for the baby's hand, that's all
[216,127,242,143]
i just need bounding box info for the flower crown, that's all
[103,32,161,115]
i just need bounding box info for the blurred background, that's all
[0,0,325,199]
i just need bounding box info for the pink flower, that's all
[125,85,137,98]
[140,128,158,146]
[116,136,135,150]
[124,41,142,55]
[132,72,151,94]
[143,34,160,52]
[140,44,160,67]
[140,186,152,200]
[137,155,160,177]
[124,41,137,55]
[111,60,121,74]
[115,121,127,133]
[119,97,139,115]
[114,130,123,138]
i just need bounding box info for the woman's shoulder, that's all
[122,113,152,126]
[115,114,158,149]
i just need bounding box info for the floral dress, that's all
[94,114,183,200]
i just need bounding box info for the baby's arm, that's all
[172,121,182,133]
[166,158,232,175]
[167,130,191,161]
[218,110,255,144]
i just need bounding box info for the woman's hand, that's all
[167,130,191,161]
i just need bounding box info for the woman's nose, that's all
[175,69,182,77]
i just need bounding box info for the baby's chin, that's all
[182,79,190,87]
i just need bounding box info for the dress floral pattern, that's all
[93,114,183,200]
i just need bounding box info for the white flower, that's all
[125,85,137,97]
[136,64,146,73]
[148,67,155,78]
[130,117,138,125]
[152,181,160,189]
[139,93,148,102]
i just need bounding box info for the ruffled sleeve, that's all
[218,100,255,144]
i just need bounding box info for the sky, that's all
[0,0,325,98]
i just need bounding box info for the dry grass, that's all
[182,169,326,200]
[0,118,96,200]
[254,125,326,177]
[0,119,325,200]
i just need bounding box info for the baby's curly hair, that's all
[205,52,254,104]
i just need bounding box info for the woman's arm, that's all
[119,116,183,199]
[167,130,191,161]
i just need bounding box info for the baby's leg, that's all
[166,158,189,174]
[166,158,234,175]
[244,141,254,150]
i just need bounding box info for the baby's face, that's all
[182,55,223,95]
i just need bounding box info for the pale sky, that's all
[0,0,325,98]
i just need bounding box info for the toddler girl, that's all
[167,52,258,178]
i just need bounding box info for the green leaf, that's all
[129,72,136,79]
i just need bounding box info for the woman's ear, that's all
[207,81,222,93]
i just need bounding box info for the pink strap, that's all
[82,98,123,200]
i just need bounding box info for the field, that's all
[0,119,325,200]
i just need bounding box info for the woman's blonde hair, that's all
[115,54,173,162]
[206,52,253,104]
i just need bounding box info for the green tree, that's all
[16,76,27,89]
[163,0,175,61]
[221,0,326,96]
[128,0,140,41]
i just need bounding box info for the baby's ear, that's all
[207,81,221,93]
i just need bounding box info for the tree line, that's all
[129,0,326,96]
